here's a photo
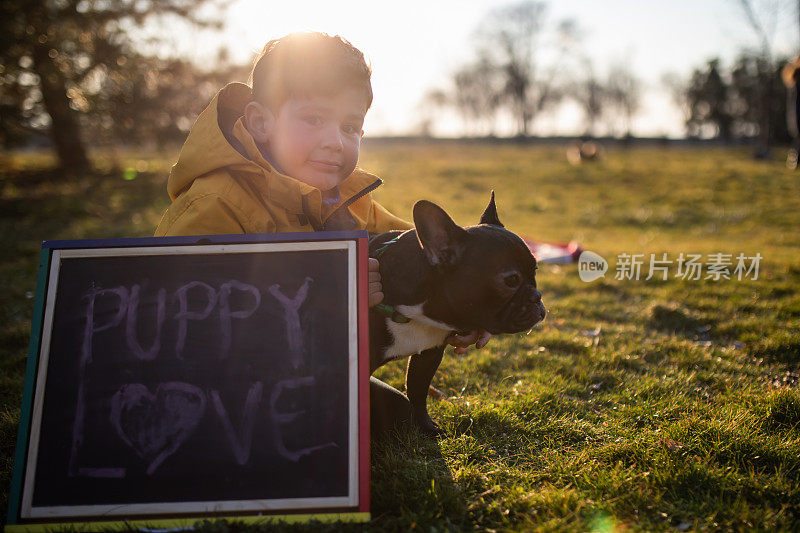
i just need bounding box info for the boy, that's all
[155,32,489,429]
[155,32,406,238]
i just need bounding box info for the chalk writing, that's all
[210,382,263,465]
[126,285,166,361]
[31,244,355,511]
[76,467,126,478]
[174,281,217,359]
[110,382,206,475]
[69,286,129,476]
[68,275,338,478]
[269,277,312,369]
[81,286,128,366]
[80,280,269,362]
[269,376,337,462]
[218,280,261,359]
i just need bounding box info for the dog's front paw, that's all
[413,413,444,437]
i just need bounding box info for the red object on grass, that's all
[522,237,583,264]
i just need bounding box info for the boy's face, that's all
[265,88,366,190]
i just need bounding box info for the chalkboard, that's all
[7,232,371,529]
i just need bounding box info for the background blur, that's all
[3,0,800,172]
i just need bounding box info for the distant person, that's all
[153,32,490,433]
[782,55,800,169]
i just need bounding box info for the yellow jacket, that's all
[155,82,411,236]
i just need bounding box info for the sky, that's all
[173,0,800,138]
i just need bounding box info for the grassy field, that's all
[1,142,799,531]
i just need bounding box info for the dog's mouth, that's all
[492,287,545,334]
[510,302,546,332]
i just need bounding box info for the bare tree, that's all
[571,60,606,137]
[606,62,641,138]
[474,1,574,136]
[415,89,449,137]
[452,56,504,135]
[663,73,694,134]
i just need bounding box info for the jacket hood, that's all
[168,83,258,200]
[167,82,381,218]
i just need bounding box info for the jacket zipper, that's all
[320,178,382,231]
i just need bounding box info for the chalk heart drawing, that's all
[110,382,206,475]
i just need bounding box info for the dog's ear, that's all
[479,190,504,227]
[413,200,468,267]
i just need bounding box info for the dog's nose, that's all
[532,289,542,303]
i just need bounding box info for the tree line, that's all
[419,1,642,139]
[426,0,795,148]
[1,0,796,173]
[672,54,791,146]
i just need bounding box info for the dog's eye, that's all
[504,273,521,288]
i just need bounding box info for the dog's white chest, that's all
[382,304,454,362]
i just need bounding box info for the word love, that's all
[97,377,335,478]
[81,277,312,364]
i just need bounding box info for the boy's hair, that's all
[249,32,373,111]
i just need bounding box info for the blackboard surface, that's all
[8,233,369,526]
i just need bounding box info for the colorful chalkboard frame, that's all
[6,232,371,531]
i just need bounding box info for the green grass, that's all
[2,143,800,531]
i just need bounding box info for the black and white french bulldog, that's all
[369,193,546,436]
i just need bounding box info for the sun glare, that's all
[217,0,798,137]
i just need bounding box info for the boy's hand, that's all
[368,258,383,307]
[446,330,492,354]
